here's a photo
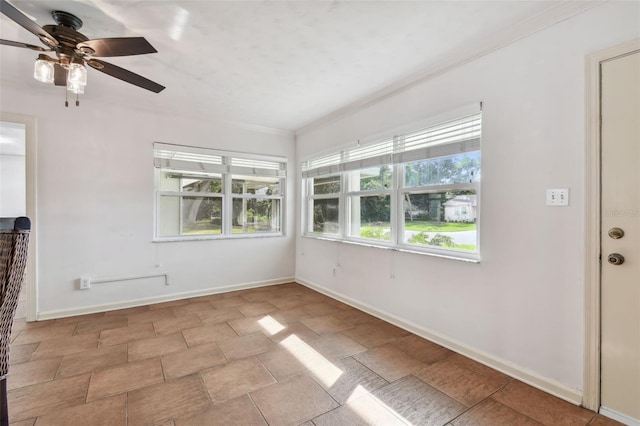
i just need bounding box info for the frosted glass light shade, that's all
[68,63,87,86]
[33,59,54,83]
[67,80,85,94]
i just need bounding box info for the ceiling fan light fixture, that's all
[33,57,54,83]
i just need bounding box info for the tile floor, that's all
[6,283,622,425]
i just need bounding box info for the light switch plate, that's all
[547,188,569,206]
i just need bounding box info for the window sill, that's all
[153,232,284,243]
[301,234,480,263]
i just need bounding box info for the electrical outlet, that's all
[546,188,569,206]
[80,275,91,290]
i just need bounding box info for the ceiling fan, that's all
[0,0,165,106]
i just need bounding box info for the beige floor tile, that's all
[73,315,128,335]
[7,373,91,422]
[10,318,49,335]
[331,309,378,327]
[104,305,150,316]
[86,358,164,402]
[240,288,279,302]
[128,333,187,362]
[8,419,35,426]
[98,322,156,347]
[210,296,248,309]
[182,323,237,347]
[451,398,544,426]
[174,394,267,426]
[236,302,278,317]
[492,381,596,425]
[128,374,211,426]
[7,284,599,426]
[393,334,454,364]
[415,358,508,406]
[257,348,308,380]
[301,315,355,335]
[267,321,319,344]
[270,307,312,324]
[7,357,62,390]
[196,307,244,325]
[268,295,308,310]
[171,301,215,317]
[200,357,276,402]
[52,312,104,325]
[251,374,339,425]
[217,331,276,360]
[153,314,202,335]
[9,343,39,364]
[341,323,406,348]
[448,353,512,385]
[148,299,190,310]
[30,333,99,360]
[161,343,227,379]
[308,333,367,360]
[315,356,389,404]
[353,344,425,382]
[302,302,344,316]
[56,344,127,378]
[228,315,270,335]
[589,414,627,425]
[312,396,407,426]
[12,324,76,346]
[373,375,467,425]
[127,307,176,325]
[34,394,126,426]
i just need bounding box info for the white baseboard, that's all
[36,276,295,321]
[296,276,584,406]
[600,407,640,426]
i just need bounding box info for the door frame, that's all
[0,112,38,322]
[583,38,640,412]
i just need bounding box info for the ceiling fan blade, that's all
[1,38,52,51]
[77,37,157,57]
[0,0,57,47]
[54,64,67,86]
[87,59,165,93]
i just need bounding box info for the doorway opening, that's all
[0,113,37,321]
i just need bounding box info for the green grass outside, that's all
[361,221,475,233]
[360,221,476,252]
[403,221,475,232]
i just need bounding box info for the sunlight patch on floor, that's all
[346,385,411,425]
[280,335,343,387]
[258,315,285,335]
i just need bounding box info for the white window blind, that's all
[302,111,481,178]
[154,143,286,177]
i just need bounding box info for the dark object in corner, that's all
[0,216,31,426]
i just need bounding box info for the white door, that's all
[600,50,640,424]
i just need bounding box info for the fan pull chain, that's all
[76,92,80,107]
[65,89,69,108]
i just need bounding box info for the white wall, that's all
[296,2,640,397]
[0,86,296,316]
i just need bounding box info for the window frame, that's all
[153,143,286,242]
[301,106,481,261]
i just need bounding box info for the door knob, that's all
[608,227,624,239]
[607,253,625,265]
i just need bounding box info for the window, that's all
[302,105,481,260]
[154,143,286,240]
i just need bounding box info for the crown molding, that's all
[296,0,604,137]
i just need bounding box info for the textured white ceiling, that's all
[0,1,595,132]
